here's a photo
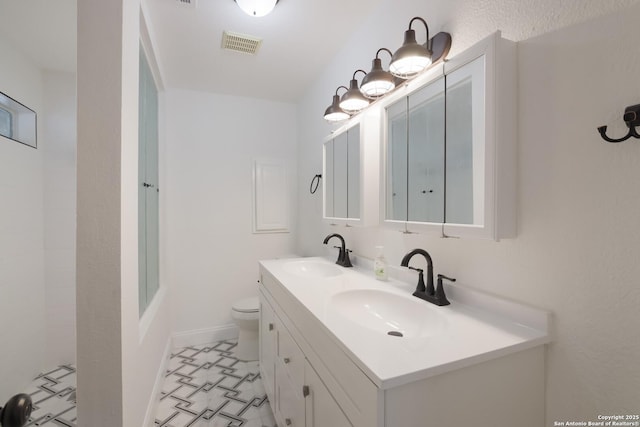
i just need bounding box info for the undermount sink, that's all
[283,260,343,278]
[329,289,446,338]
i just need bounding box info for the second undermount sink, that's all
[329,289,446,338]
[283,260,343,278]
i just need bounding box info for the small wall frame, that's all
[252,158,290,234]
[0,91,37,148]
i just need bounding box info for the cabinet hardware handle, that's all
[283,357,290,364]
[268,323,274,331]
[302,385,310,397]
[285,418,292,425]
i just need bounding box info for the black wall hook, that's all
[598,104,640,143]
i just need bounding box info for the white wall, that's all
[42,70,77,367]
[296,1,640,423]
[164,89,297,336]
[0,35,46,403]
[77,1,172,426]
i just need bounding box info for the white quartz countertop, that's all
[259,257,551,389]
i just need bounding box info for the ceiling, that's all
[144,0,383,102]
[0,0,384,103]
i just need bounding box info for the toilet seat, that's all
[232,297,259,313]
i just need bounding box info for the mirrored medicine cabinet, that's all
[323,109,380,227]
[381,31,517,240]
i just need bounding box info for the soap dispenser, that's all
[374,246,388,281]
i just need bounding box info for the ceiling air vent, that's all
[222,31,262,55]
[175,0,197,7]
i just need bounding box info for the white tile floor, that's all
[155,340,276,427]
[23,365,77,426]
[21,340,275,427]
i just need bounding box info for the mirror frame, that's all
[322,109,381,228]
[378,31,516,240]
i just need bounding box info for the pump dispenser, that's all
[374,246,388,281]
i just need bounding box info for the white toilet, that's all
[231,296,260,361]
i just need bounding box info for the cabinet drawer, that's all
[277,317,305,388]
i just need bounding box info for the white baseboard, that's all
[172,324,239,349]
[144,336,172,427]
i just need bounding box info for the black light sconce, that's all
[390,17,433,78]
[340,70,370,114]
[597,104,640,143]
[322,16,451,122]
[324,86,350,122]
[361,48,396,99]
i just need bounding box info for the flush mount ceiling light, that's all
[234,0,278,17]
[360,48,396,99]
[389,17,433,78]
[324,86,350,122]
[340,70,370,114]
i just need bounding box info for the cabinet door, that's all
[259,293,276,403]
[333,131,349,218]
[445,55,485,226]
[384,77,445,225]
[304,361,353,427]
[323,140,334,218]
[276,361,305,427]
[385,98,408,222]
[407,78,445,223]
[346,125,360,219]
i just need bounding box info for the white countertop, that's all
[259,256,551,389]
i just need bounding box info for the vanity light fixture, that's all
[321,17,451,121]
[360,48,396,99]
[324,86,350,122]
[389,17,433,78]
[234,0,278,17]
[339,70,370,114]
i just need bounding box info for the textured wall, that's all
[164,89,298,335]
[0,34,46,404]
[42,70,77,368]
[296,1,640,423]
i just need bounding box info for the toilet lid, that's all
[232,297,259,313]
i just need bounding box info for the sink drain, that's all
[387,331,403,337]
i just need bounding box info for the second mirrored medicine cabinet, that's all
[323,108,381,227]
[323,32,516,240]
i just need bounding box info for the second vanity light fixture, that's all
[324,16,452,122]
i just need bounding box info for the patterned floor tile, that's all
[18,340,275,427]
[24,365,77,427]
[156,340,276,427]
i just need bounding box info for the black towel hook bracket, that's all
[597,104,640,143]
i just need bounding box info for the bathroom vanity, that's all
[259,258,550,427]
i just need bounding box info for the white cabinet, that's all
[323,109,381,227]
[304,361,352,427]
[259,262,546,427]
[381,32,516,239]
[259,296,276,402]
[259,279,368,427]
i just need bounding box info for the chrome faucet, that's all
[400,248,455,306]
[323,233,352,267]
